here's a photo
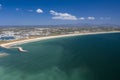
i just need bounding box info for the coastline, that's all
[0,31,120,48]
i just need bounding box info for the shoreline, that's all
[0,31,120,48]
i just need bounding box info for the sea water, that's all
[0,33,120,80]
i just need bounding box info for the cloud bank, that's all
[50,10,77,20]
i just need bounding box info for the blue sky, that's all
[0,0,120,25]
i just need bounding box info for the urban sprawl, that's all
[0,25,120,43]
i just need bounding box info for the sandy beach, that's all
[0,31,120,48]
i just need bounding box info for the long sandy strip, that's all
[0,31,120,48]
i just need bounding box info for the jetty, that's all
[0,44,28,53]
[11,47,28,52]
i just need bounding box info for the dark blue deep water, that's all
[0,33,120,80]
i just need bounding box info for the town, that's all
[0,24,120,43]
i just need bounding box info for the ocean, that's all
[0,33,120,80]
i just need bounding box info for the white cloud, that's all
[50,10,77,20]
[79,17,85,20]
[88,17,95,20]
[36,9,43,13]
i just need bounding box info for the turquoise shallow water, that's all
[0,33,120,80]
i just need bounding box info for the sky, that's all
[0,0,120,25]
